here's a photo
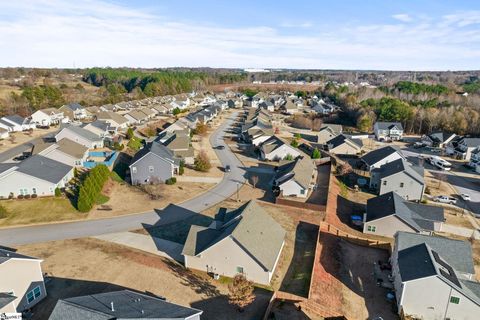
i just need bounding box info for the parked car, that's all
[216,145,225,150]
[460,193,471,201]
[13,154,29,161]
[433,195,457,205]
[225,165,231,172]
[413,142,425,148]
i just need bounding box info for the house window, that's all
[367,225,376,232]
[300,189,305,195]
[382,181,387,186]
[19,188,28,195]
[400,182,404,188]
[132,167,137,174]
[149,166,154,173]
[32,188,37,195]
[26,286,41,304]
[450,296,460,304]
[236,266,244,274]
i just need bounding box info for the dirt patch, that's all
[16,238,272,320]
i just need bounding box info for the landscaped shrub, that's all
[17,195,24,199]
[24,194,31,199]
[194,151,211,172]
[31,194,38,199]
[165,177,177,185]
[76,164,111,212]
[179,160,185,175]
[54,187,62,197]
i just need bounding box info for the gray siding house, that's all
[363,192,444,238]
[55,125,104,149]
[0,249,47,313]
[391,232,480,319]
[183,200,286,285]
[360,145,405,171]
[129,141,179,185]
[49,290,203,320]
[369,159,425,201]
[374,121,404,141]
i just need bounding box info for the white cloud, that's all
[392,14,413,22]
[0,1,479,70]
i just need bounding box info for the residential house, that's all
[325,134,363,155]
[183,200,286,285]
[158,120,189,138]
[58,102,87,120]
[316,124,342,145]
[0,115,35,132]
[0,249,47,313]
[421,132,456,148]
[391,232,480,319]
[446,136,480,161]
[31,108,65,126]
[140,107,156,120]
[124,109,148,125]
[96,111,129,130]
[360,145,405,171]
[151,104,169,115]
[82,120,116,138]
[49,290,203,320]
[0,127,9,139]
[250,128,274,147]
[259,136,301,161]
[373,122,404,141]
[162,130,195,165]
[129,141,179,185]
[283,100,300,114]
[363,192,444,238]
[33,138,89,167]
[55,125,104,149]
[273,157,315,198]
[369,159,425,201]
[0,155,74,198]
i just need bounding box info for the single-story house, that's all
[31,108,65,126]
[55,124,104,149]
[249,128,274,147]
[259,136,301,161]
[391,232,480,320]
[96,111,129,130]
[0,115,35,132]
[183,200,286,285]
[34,138,89,167]
[48,290,203,320]
[273,157,315,198]
[0,249,47,314]
[140,107,156,119]
[317,125,341,145]
[360,145,405,171]
[125,110,148,124]
[0,155,74,198]
[374,121,404,141]
[325,134,363,155]
[129,141,179,185]
[421,132,456,148]
[369,158,425,201]
[82,120,115,138]
[363,191,444,238]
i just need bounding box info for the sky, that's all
[1,0,480,70]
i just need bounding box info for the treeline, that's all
[83,68,247,97]
[77,165,110,212]
[385,81,450,95]
[21,85,65,110]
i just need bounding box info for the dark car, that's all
[225,165,231,172]
[13,154,29,161]
[217,145,225,150]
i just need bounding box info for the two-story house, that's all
[374,122,404,141]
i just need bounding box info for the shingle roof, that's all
[48,290,202,320]
[3,114,26,125]
[66,103,83,111]
[0,248,39,264]
[183,201,286,272]
[374,158,424,185]
[366,192,444,231]
[15,155,73,184]
[83,120,110,132]
[274,157,315,189]
[376,121,404,131]
[56,138,89,159]
[0,292,17,309]
[58,125,102,142]
[361,146,403,166]
[395,232,475,275]
[427,132,456,144]
[130,141,177,166]
[96,111,129,125]
[326,134,362,150]
[460,137,480,148]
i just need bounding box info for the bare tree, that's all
[251,175,259,189]
[228,274,255,312]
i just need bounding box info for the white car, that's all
[433,195,457,205]
[460,194,471,201]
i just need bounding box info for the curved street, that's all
[0,112,246,246]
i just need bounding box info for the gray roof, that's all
[83,120,110,132]
[57,138,89,159]
[376,121,404,131]
[395,232,475,275]
[0,292,17,309]
[366,192,444,231]
[320,124,342,133]
[48,290,202,320]
[361,145,403,166]
[183,201,286,272]
[374,158,424,185]
[0,248,39,265]
[59,125,102,142]
[459,137,480,148]
[130,141,177,166]
[326,134,362,150]
[97,111,129,125]
[274,157,315,189]
[427,132,456,144]
[65,103,83,111]
[3,114,26,125]
[16,155,73,184]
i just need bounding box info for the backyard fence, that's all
[83,151,119,168]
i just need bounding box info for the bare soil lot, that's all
[0,126,58,154]
[16,238,272,320]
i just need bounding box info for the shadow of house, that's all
[306,163,330,206]
[241,166,275,202]
[190,288,273,320]
[336,196,366,228]
[279,221,319,298]
[31,277,165,320]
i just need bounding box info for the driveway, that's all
[0,113,246,246]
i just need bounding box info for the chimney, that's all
[110,302,115,312]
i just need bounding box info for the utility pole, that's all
[236,183,240,202]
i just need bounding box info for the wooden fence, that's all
[319,222,392,251]
[275,197,326,211]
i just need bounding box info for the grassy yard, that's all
[0,197,81,226]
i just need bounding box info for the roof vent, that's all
[110,302,115,312]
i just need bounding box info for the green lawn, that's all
[0,197,81,227]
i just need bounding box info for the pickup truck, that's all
[433,195,457,205]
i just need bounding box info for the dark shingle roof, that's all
[428,132,455,144]
[183,201,286,272]
[376,121,404,131]
[48,290,202,320]
[326,134,362,150]
[16,155,73,184]
[0,292,17,309]
[130,141,176,165]
[361,146,403,166]
[398,243,437,282]
[374,158,424,185]
[0,248,39,265]
[3,114,26,125]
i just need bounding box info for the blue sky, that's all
[0,0,480,70]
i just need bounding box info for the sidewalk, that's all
[176,176,222,183]
[94,231,184,262]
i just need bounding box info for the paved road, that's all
[0,113,246,246]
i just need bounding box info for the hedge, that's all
[77,164,110,212]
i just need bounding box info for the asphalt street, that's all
[0,112,246,246]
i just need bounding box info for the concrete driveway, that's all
[0,112,246,246]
